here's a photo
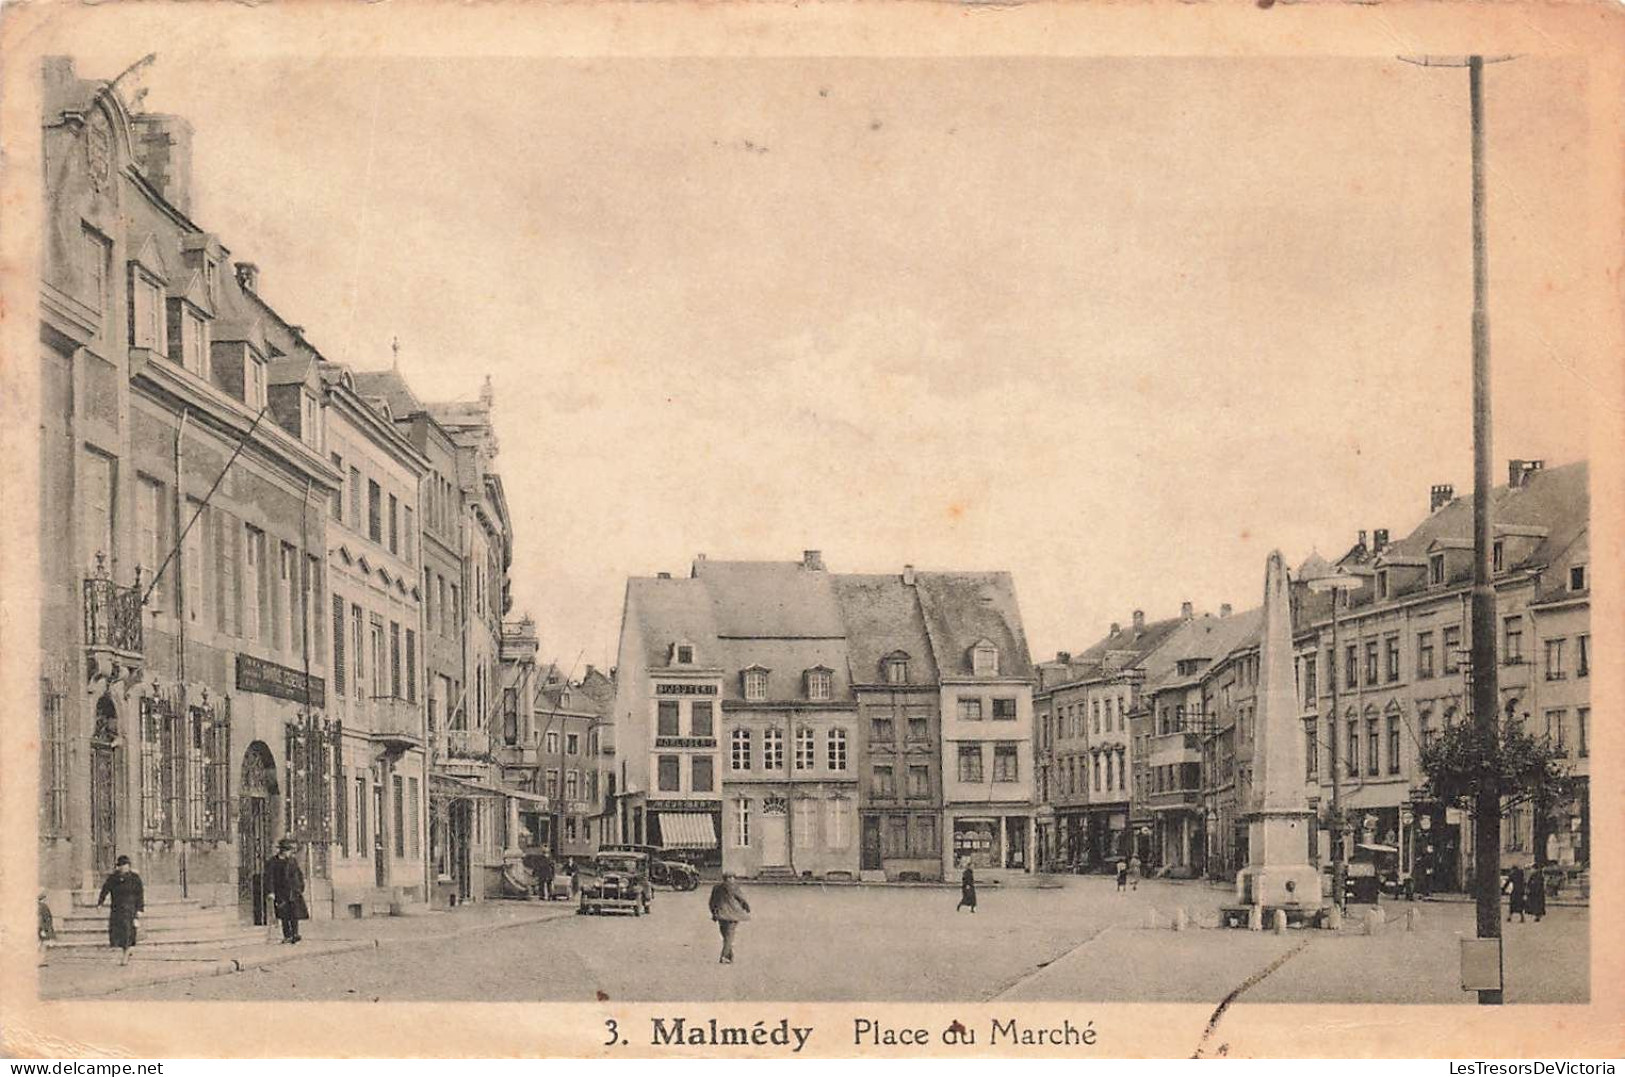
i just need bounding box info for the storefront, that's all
[950,813,1031,872]
[647,797,722,870]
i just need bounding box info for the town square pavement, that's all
[62,876,1586,1005]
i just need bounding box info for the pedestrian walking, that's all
[1129,854,1142,891]
[265,838,309,943]
[538,856,556,901]
[1504,864,1527,923]
[1526,867,1547,923]
[96,855,143,965]
[956,863,977,913]
[37,891,56,967]
[708,872,751,964]
[567,860,581,899]
[1115,858,1128,892]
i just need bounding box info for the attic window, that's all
[1429,553,1445,586]
[884,654,909,684]
[675,644,694,665]
[247,355,267,410]
[1376,571,1389,600]
[1570,564,1587,592]
[1492,541,1505,574]
[743,668,768,702]
[806,668,832,702]
[128,265,165,352]
[972,641,998,677]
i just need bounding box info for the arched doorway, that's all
[90,693,121,877]
[238,742,279,924]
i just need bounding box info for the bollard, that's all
[1406,906,1420,932]
[1173,907,1188,932]
[1248,904,1263,932]
[1273,908,1288,935]
[1364,908,1382,936]
[1325,904,1343,931]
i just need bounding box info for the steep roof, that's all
[912,571,1035,681]
[1380,460,1587,570]
[625,575,719,671]
[830,574,940,686]
[691,559,846,639]
[1140,607,1264,693]
[351,368,423,418]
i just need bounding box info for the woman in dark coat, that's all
[1504,865,1528,923]
[1525,868,1547,922]
[957,863,977,913]
[265,838,310,943]
[97,855,143,965]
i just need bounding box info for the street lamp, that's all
[1308,571,1363,911]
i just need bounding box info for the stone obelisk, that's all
[1237,550,1324,909]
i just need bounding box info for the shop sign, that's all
[647,798,719,812]
[657,684,717,696]
[655,736,718,749]
[236,654,326,708]
[567,801,589,815]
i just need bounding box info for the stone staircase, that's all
[50,892,267,953]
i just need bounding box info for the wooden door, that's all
[90,742,117,877]
[760,810,788,867]
[861,816,882,871]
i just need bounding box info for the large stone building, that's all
[611,554,1037,879]
[1033,609,1186,872]
[38,58,350,924]
[1290,461,1591,890]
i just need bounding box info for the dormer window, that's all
[129,266,165,352]
[806,667,833,702]
[1376,571,1389,600]
[971,640,999,677]
[246,355,267,410]
[743,667,769,702]
[677,644,694,665]
[1492,541,1505,573]
[1570,564,1587,591]
[1429,553,1445,586]
[299,390,321,450]
[883,653,910,685]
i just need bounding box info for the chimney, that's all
[902,564,916,586]
[802,550,824,571]
[1132,609,1145,631]
[1180,601,1194,621]
[1373,529,1390,553]
[1508,459,1545,487]
[1109,621,1121,635]
[1056,651,1072,665]
[1430,483,1455,513]
[695,552,707,562]
[1220,603,1233,618]
[656,572,671,580]
[130,113,195,216]
[585,664,597,678]
[234,262,259,293]
[1357,530,1367,549]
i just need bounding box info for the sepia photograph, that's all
[1,0,1621,1061]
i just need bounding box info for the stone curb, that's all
[43,907,574,1000]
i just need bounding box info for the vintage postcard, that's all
[0,0,1621,1061]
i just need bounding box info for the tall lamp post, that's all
[1402,51,1514,1005]
[1308,571,1363,911]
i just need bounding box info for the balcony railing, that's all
[368,695,424,749]
[84,563,143,654]
[444,727,494,761]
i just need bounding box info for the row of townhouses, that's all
[1035,459,1591,892]
[609,553,1039,881]
[36,58,608,928]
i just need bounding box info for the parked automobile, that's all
[577,851,652,916]
[597,844,700,891]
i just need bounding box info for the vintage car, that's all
[597,844,701,891]
[578,851,653,916]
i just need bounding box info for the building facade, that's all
[38,58,348,922]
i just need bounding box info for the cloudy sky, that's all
[112,54,1595,671]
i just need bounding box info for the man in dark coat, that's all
[709,873,750,964]
[957,863,977,913]
[97,855,143,965]
[538,856,556,901]
[266,838,310,943]
[1526,868,1547,922]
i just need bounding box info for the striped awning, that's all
[659,812,718,850]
